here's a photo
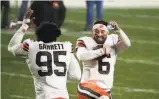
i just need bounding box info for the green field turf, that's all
[1,8,159,99]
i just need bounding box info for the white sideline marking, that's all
[4,57,159,66]
[2,30,159,45]
[6,55,159,66]
[69,10,159,19]
[65,20,159,30]
[131,39,159,45]
[9,58,159,66]
[2,20,159,33]
[1,26,159,45]
[1,72,76,83]
[2,72,159,94]
[147,72,159,76]
[10,94,77,99]
[10,93,122,99]
[10,93,121,99]
[118,57,159,66]
[1,72,32,78]
[114,86,159,94]
[70,93,122,97]
[10,95,33,99]
[2,30,34,34]
[1,28,67,35]
[108,13,159,19]
[1,44,159,66]
[1,43,159,66]
[64,30,159,45]
[63,30,159,45]
[11,60,26,64]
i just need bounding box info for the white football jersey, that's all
[8,25,81,99]
[22,39,74,98]
[76,34,119,90]
[8,29,81,99]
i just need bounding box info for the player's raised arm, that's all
[109,21,131,53]
[8,9,34,56]
[68,52,81,81]
[76,40,105,61]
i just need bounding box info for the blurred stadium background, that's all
[1,0,159,99]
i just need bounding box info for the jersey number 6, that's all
[98,55,111,74]
[36,51,66,77]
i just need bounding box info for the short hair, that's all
[35,22,61,43]
[93,20,108,26]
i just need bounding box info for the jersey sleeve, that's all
[67,53,81,81]
[105,34,119,46]
[65,41,74,53]
[76,40,86,48]
[76,47,105,61]
[8,24,30,57]
[112,34,120,45]
[76,40,105,61]
[113,29,131,53]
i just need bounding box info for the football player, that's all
[76,20,131,99]
[8,9,81,99]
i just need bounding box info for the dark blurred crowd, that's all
[1,0,103,31]
[1,1,10,29]
[1,0,66,29]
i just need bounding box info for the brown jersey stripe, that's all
[23,43,29,49]
[77,88,96,99]
[22,47,28,52]
[22,43,29,52]
[23,42,29,47]
[79,83,100,97]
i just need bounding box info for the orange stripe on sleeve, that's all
[76,40,86,47]
[22,42,29,52]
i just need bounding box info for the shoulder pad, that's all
[76,36,95,48]
[23,38,34,44]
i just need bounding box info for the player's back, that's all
[26,40,72,97]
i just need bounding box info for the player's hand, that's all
[109,21,120,31]
[103,45,112,55]
[23,9,35,26]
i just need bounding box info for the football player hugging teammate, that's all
[8,9,81,99]
[76,20,131,99]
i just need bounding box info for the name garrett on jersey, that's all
[39,43,64,50]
